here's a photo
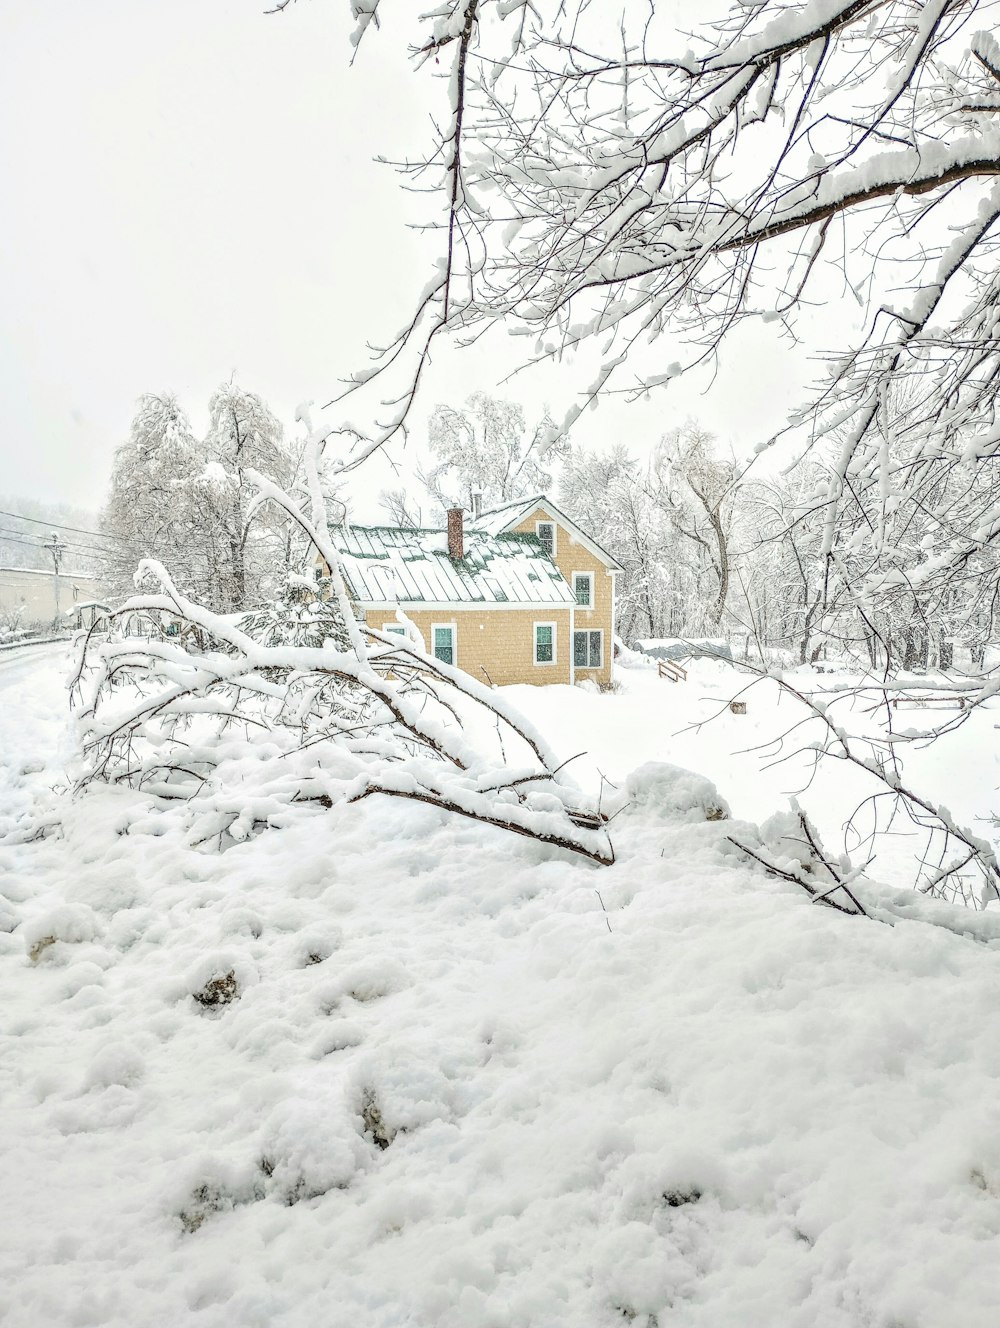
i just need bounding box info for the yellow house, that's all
[327,496,621,687]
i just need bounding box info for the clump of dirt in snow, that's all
[192,970,240,1009]
[662,1187,702,1208]
[178,1183,227,1234]
[28,935,57,963]
[360,1086,395,1150]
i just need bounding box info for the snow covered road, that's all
[0,638,65,665]
[0,642,72,830]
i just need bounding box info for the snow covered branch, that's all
[320,1,1000,585]
[72,448,613,866]
[718,661,1000,909]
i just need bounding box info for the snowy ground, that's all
[510,658,1000,900]
[3,646,1000,1328]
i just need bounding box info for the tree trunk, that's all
[705,505,729,626]
[229,529,246,611]
[902,631,920,671]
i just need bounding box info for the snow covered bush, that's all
[236,577,353,651]
[0,603,29,644]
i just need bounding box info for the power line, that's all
[0,508,116,542]
[0,510,210,560]
[0,532,44,551]
[0,526,112,559]
[0,535,106,570]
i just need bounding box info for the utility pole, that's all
[45,533,67,625]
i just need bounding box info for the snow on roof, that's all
[471,494,624,571]
[0,566,105,580]
[329,525,576,607]
[469,494,547,537]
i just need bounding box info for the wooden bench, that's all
[658,658,688,683]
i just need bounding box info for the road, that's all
[0,641,69,691]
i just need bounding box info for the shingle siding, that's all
[365,606,574,687]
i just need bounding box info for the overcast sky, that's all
[0,1,835,519]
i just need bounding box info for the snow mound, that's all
[0,894,19,933]
[22,903,99,963]
[82,1042,145,1092]
[623,761,730,824]
[758,808,837,880]
[260,1093,369,1202]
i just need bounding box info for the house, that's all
[326,495,621,687]
[0,566,109,631]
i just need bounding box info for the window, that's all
[573,630,603,669]
[536,521,556,557]
[534,622,556,665]
[432,624,455,665]
[573,572,593,607]
[382,623,406,637]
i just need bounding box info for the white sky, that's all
[0,1,844,519]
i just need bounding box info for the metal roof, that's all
[469,495,545,538]
[329,525,576,607]
[471,494,624,571]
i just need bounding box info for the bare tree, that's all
[101,394,218,604]
[559,442,674,640]
[654,424,739,630]
[204,381,290,608]
[378,487,423,529]
[425,393,561,512]
[743,475,828,665]
[102,386,297,612]
[380,392,562,525]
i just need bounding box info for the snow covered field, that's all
[3,646,1000,1328]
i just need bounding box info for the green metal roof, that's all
[328,524,576,607]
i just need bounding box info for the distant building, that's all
[0,566,110,630]
[322,495,621,687]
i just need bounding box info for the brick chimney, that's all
[447,507,464,560]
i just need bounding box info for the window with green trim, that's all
[573,573,593,606]
[573,630,602,669]
[534,623,554,664]
[433,625,455,665]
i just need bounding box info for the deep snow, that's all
[2,647,1000,1327]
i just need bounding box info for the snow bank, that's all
[634,637,734,661]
